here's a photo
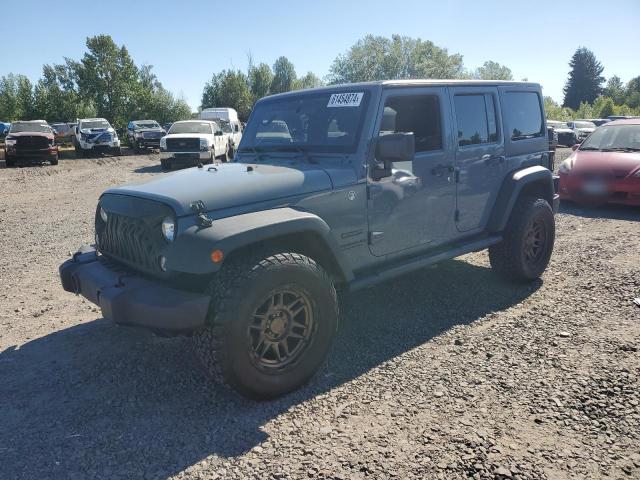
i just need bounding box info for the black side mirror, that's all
[372,133,415,180]
[376,132,415,163]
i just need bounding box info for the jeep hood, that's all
[105,162,333,216]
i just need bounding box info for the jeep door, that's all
[449,87,505,233]
[367,87,456,256]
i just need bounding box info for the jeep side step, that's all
[349,235,503,291]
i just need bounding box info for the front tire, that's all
[50,153,59,166]
[489,196,555,282]
[193,252,338,400]
[5,154,16,167]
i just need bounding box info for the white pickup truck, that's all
[199,107,243,157]
[74,118,121,157]
[159,120,230,171]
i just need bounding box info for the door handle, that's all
[483,155,505,166]
[431,164,454,176]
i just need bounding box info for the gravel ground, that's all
[0,148,638,480]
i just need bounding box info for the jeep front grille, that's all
[96,195,173,274]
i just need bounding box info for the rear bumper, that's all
[59,245,210,332]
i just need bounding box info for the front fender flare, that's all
[488,166,556,233]
[166,208,352,279]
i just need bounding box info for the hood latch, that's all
[190,200,213,228]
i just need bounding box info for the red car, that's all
[558,119,640,206]
[4,120,59,167]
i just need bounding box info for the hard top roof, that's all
[262,79,540,101]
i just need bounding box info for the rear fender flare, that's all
[488,166,555,232]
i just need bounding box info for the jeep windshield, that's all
[240,91,370,154]
[81,121,110,130]
[169,122,213,134]
[9,122,51,133]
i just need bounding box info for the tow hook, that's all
[190,200,213,228]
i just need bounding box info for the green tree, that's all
[0,74,20,121]
[75,35,140,127]
[562,47,605,109]
[248,62,273,102]
[270,56,297,94]
[327,34,465,84]
[592,96,615,118]
[473,61,513,80]
[543,96,573,121]
[201,70,252,120]
[294,72,324,90]
[625,76,640,108]
[603,75,626,105]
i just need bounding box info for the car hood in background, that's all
[105,162,333,216]
[7,131,54,140]
[573,150,640,177]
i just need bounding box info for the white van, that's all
[199,108,243,152]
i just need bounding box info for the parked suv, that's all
[547,120,577,147]
[159,120,230,170]
[4,120,58,167]
[60,80,559,399]
[567,120,596,143]
[74,118,121,157]
[126,120,166,153]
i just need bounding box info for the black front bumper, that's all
[59,245,209,332]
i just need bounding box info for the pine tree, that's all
[563,47,605,109]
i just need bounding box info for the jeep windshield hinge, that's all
[190,200,213,227]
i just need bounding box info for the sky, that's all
[2,0,639,111]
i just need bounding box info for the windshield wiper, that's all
[601,147,640,152]
[237,146,268,161]
[269,145,317,164]
[578,146,600,151]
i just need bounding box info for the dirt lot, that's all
[0,148,638,480]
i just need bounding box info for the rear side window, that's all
[454,94,498,146]
[380,95,443,152]
[503,92,544,140]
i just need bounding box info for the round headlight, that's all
[99,206,108,223]
[161,216,175,242]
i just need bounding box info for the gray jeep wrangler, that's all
[60,80,559,399]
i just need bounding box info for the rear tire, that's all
[192,252,338,400]
[489,196,555,282]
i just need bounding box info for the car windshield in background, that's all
[548,121,569,129]
[169,122,213,134]
[81,121,110,129]
[574,121,596,129]
[9,123,50,133]
[220,122,232,133]
[241,91,370,153]
[134,122,160,129]
[580,124,640,151]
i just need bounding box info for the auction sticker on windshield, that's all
[327,92,364,107]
